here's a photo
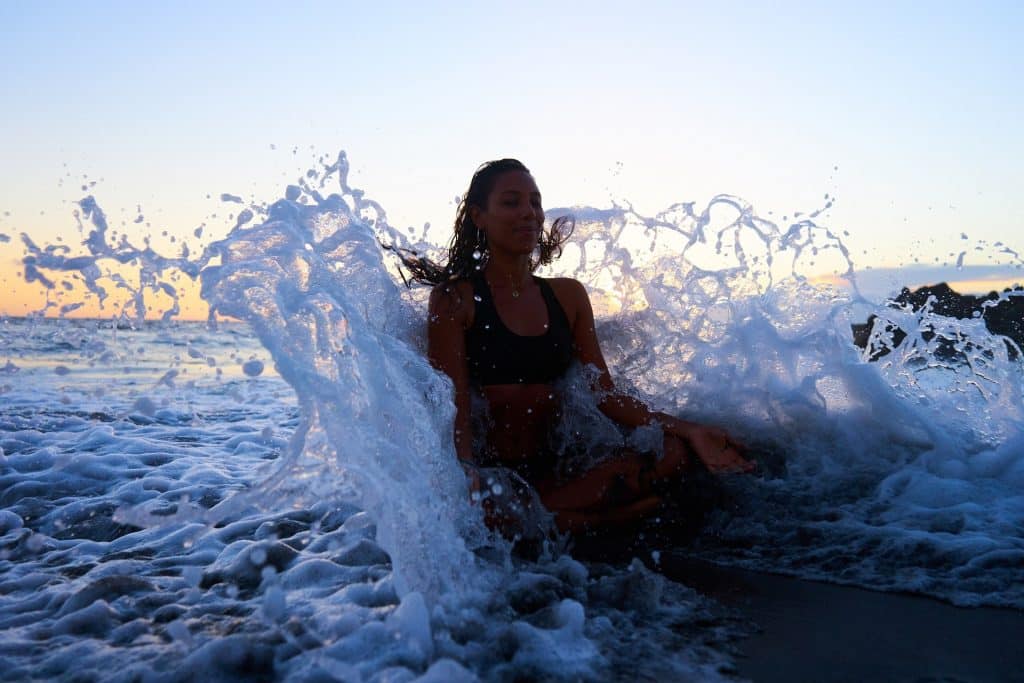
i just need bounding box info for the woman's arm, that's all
[558,278,753,473]
[427,282,474,463]
[560,278,664,426]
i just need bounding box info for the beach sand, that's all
[662,555,1024,683]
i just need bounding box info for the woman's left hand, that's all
[656,414,755,474]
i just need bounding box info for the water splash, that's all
[16,151,1024,611]
[535,195,1023,606]
[196,160,488,600]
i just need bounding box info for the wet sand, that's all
[661,555,1024,683]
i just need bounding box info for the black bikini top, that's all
[465,274,574,386]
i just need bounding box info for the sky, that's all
[1,0,1022,318]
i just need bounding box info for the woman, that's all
[397,159,753,535]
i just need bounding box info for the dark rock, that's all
[852,282,1024,360]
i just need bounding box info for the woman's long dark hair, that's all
[390,159,573,286]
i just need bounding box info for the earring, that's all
[472,230,488,268]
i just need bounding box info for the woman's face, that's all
[472,170,544,256]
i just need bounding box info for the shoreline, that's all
[661,555,1024,683]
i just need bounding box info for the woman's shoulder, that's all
[429,277,475,293]
[540,277,590,322]
[542,276,588,299]
[428,279,475,324]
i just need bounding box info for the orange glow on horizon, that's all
[1,250,212,322]
[810,273,1023,297]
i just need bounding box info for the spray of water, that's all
[15,151,1024,611]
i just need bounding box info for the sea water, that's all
[1,152,1021,681]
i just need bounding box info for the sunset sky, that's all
[2,1,1021,319]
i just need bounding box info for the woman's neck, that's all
[485,253,530,283]
[484,255,531,297]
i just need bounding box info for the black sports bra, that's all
[465,274,574,386]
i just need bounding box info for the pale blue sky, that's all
[2,1,1022,299]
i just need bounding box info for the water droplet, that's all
[491,483,504,496]
[474,295,482,302]
[472,250,482,260]
[242,359,264,377]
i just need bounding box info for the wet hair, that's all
[389,159,573,287]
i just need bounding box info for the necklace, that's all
[488,271,527,298]
[509,273,524,298]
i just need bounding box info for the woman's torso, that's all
[465,273,573,386]
[464,274,575,480]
